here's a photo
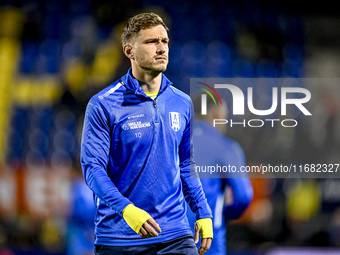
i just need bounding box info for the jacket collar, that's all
[121,68,172,97]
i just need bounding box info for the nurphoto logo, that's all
[197,82,223,115]
[195,79,312,128]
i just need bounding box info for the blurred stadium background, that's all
[0,0,340,254]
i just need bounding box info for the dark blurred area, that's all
[0,0,339,254]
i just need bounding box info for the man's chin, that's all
[141,64,168,75]
[158,66,167,72]
[150,65,167,73]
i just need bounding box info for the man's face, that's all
[132,25,169,73]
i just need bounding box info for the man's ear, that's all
[123,44,134,60]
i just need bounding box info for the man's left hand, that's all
[194,218,213,255]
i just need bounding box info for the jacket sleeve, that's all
[179,101,213,220]
[80,99,131,217]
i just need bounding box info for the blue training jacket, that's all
[81,69,212,246]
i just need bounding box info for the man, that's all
[186,96,253,254]
[81,12,213,255]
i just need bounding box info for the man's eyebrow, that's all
[144,37,169,42]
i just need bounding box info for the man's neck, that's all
[131,68,162,93]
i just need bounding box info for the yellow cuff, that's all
[122,204,151,234]
[196,218,213,239]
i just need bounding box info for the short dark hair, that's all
[121,12,169,46]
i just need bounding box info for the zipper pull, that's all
[153,100,156,108]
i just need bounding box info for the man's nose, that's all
[156,43,166,54]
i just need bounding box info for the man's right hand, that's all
[122,204,162,237]
[138,218,162,237]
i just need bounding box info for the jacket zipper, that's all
[153,99,160,123]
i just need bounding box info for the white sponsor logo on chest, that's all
[122,121,151,130]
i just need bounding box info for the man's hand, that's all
[122,204,161,237]
[194,218,213,255]
[138,218,162,238]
